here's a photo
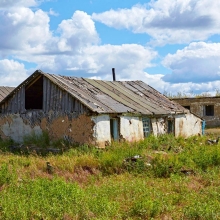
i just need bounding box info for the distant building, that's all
[0,70,202,147]
[172,97,220,128]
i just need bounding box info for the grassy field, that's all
[0,131,220,219]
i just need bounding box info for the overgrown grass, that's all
[0,132,220,219]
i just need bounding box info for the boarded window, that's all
[110,118,119,141]
[142,118,151,137]
[25,76,43,110]
[204,105,214,116]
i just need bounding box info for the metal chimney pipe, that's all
[112,68,116,81]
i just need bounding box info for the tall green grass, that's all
[0,133,219,219]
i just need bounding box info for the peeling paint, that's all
[175,113,202,137]
[0,113,95,145]
[92,115,111,148]
[120,116,144,142]
[0,114,42,142]
[172,97,220,128]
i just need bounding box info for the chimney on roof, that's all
[112,68,116,81]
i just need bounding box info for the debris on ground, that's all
[206,137,220,145]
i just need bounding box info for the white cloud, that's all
[92,0,220,45]
[0,59,28,86]
[56,11,100,52]
[37,44,158,80]
[0,7,51,56]
[0,0,38,8]
[162,42,220,83]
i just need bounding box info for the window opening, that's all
[183,106,190,110]
[110,118,119,141]
[142,118,151,137]
[204,105,214,116]
[167,120,174,134]
[25,76,43,110]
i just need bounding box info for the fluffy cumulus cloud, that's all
[1,0,219,96]
[0,6,51,56]
[0,59,28,86]
[92,0,220,44]
[162,42,220,83]
[0,0,38,8]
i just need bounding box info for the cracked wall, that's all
[120,116,144,142]
[0,112,95,145]
[175,113,202,137]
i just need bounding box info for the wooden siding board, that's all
[48,74,114,113]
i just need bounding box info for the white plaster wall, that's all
[92,115,111,146]
[1,114,42,143]
[151,118,167,136]
[175,113,202,137]
[120,116,144,142]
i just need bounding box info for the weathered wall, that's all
[172,97,220,128]
[151,118,167,136]
[120,116,144,142]
[0,114,42,143]
[175,113,202,137]
[92,115,111,148]
[0,112,95,145]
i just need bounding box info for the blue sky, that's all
[0,0,220,95]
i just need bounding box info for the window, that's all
[142,118,151,137]
[183,106,190,110]
[25,76,43,110]
[110,118,119,140]
[167,120,174,134]
[204,105,214,116]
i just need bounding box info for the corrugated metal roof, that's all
[0,86,15,102]
[0,70,187,115]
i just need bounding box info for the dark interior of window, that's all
[205,105,214,116]
[168,120,174,134]
[25,76,43,110]
[183,106,190,110]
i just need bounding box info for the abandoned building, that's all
[0,70,203,147]
[172,97,220,128]
[0,86,15,102]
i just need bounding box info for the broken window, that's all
[25,76,43,110]
[204,105,214,116]
[142,117,151,137]
[183,106,190,110]
[110,118,119,141]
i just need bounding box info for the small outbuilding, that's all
[172,97,220,128]
[0,70,202,147]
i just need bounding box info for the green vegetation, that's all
[0,132,220,219]
[164,89,220,98]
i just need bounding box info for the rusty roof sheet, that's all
[0,86,15,102]
[0,70,187,115]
